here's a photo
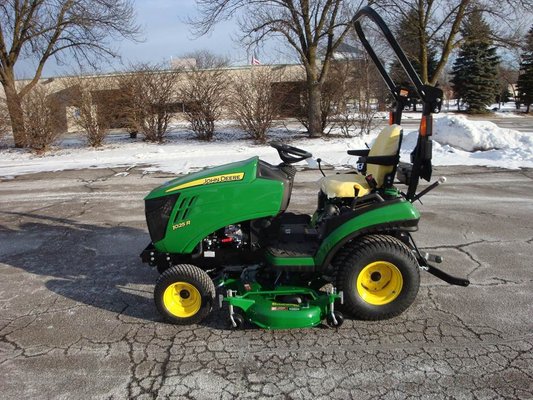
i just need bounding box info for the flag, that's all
[251,51,261,65]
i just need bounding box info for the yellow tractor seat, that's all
[319,174,371,198]
[319,124,402,198]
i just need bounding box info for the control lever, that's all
[316,158,326,177]
[410,177,446,203]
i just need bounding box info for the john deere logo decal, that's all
[166,173,245,192]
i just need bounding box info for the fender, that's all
[314,200,420,270]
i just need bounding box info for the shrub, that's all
[228,68,280,143]
[117,63,179,143]
[66,76,114,147]
[22,86,61,153]
[180,51,228,141]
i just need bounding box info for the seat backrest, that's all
[367,124,402,187]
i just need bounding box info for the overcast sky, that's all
[120,0,250,65]
[16,0,286,78]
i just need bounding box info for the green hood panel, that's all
[147,156,285,253]
[146,157,260,200]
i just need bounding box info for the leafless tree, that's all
[352,50,386,136]
[179,52,229,141]
[0,97,9,143]
[21,85,61,153]
[335,103,382,137]
[336,91,382,138]
[0,0,139,147]
[496,54,522,108]
[193,0,365,138]
[117,64,180,143]
[498,65,518,102]
[294,60,353,135]
[228,67,281,143]
[310,56,383,137]
[64,75,115,147]
[373,0,533,84]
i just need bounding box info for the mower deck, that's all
[221,284,343,329]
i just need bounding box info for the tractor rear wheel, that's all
[334,234,420,320]
[154,264,216,325]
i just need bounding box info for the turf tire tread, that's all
[154,264,215,325]
[333,234,420,320]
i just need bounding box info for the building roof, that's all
[336,43,359,54]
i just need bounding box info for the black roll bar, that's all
[352,6,443,122]
[351,6,444,200]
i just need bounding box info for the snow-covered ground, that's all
[0,115,531,178]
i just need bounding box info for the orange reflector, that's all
[389,112,394,125]
[420,116,427,136]
[420,115,432,137]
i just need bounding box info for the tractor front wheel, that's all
[154,264,215,325]
[334,234,420,320]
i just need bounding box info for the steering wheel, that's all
[270,142,313,164]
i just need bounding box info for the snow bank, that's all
[433,115,533,152]
[0,116,531,178]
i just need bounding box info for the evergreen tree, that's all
[500,88,511,104]
[451,10,500,113]
[517,26,533,113]
[390,10,438,111]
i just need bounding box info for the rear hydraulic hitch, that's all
[424,263,470,287]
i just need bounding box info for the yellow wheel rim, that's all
[162,282,201,318]
[357,261,403,305]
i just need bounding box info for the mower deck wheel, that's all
[327,311,344,328]
[230,313,246,330]
[154,264,215,325]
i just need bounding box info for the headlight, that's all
[145,195,179,243]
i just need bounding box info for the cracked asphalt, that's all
[0,165,532,399]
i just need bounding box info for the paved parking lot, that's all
[1,166,532,399]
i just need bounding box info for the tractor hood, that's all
[145,157,260,200]
[143,155,285,253]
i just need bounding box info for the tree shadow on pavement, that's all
[0,211,266,330]
[0,211,163,322]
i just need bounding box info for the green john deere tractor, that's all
[140,7,469,330]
